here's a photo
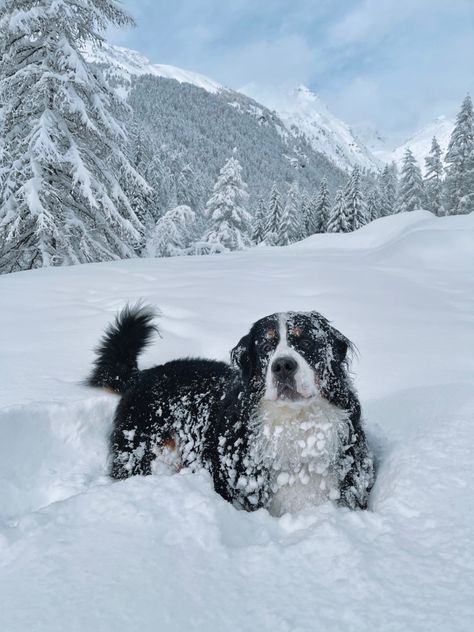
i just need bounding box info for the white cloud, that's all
[206,34,318,90]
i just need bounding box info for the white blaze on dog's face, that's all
[230,310,350,406]
[264,313,319,403]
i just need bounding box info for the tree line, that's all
[149,96,474,257]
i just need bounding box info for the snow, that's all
[244,84,382,172]
[1,211,474,631]
[377,116,455,173]
[352,122,389,154]
[84,43,381,173]
[82,41,223,95]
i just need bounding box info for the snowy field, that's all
[1,210,473,632]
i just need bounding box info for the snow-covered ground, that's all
[1,211,473,632]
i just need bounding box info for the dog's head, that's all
[231,311,353,406]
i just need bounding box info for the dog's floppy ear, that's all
[331,330,350,362]
[310,311,350,363]
[230,333,251,379]
[310,312,355,409]
[325,322,353,365]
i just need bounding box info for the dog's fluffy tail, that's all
[87,304,158,394]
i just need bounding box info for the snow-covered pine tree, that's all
[300,193,310,239]
[398,148,425,212]
[327,189,350,233]
[143,151,173,221]
[264,184,283,245]
[277,182,302,246]
[201,156,251,252]
[124,118,154,232]
[146,205,195,257]
[0,0,147,274]
[366,188,381,222]
[344,166,369,230]
[444,95,474,215]
[424,136,444,216]
[252,196,267,244]
[165,178,179,214]
[379,163,398,216]
[307,178,331,234]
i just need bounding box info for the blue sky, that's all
[110,0,474,144]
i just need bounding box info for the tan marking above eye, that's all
[162,437,177,451]
[290,327,304,337]
[265,329,277,339]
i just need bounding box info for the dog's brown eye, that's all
[262,342,273,354]
[299,339,312,350]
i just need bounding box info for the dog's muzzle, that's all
[271,356,299,400]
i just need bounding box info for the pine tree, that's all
[124,118,154,232]
[344,166,369,230]
[398,148,425,212]
[147,205,195,257]
[252,197,267,244]
[379,163,398,216]
[202,156,251,251]
[166,177,179,213]
[264,184,283,245]
[277,182,301,245]
[176,162,198,208]
[327,189,350,233]
[300,193,310,239]
[307,178,331,234]
[366,188,381,222]
[444,95,474,215]
[424,136,444,216]
[0,0,147,274]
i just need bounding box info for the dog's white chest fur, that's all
[255,396,348,516]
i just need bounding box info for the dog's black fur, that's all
[88,305,374,512]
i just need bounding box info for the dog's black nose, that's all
[271,356,297,378]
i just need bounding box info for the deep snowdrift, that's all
[1,211,473,632]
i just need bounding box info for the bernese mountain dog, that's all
[88,305,374,515]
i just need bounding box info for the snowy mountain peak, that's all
[352,123,389,154]
[83,41,224,94]
[294,84,319,99]
[85,42,380,173]
[244,83,382,173]
[376,115,454,173]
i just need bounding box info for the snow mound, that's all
[296,209,473,252]
[1,212,473,631]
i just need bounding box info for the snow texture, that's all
[0,211,473,631]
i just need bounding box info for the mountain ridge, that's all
[84,42,380,174]
[376,116,454,174]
